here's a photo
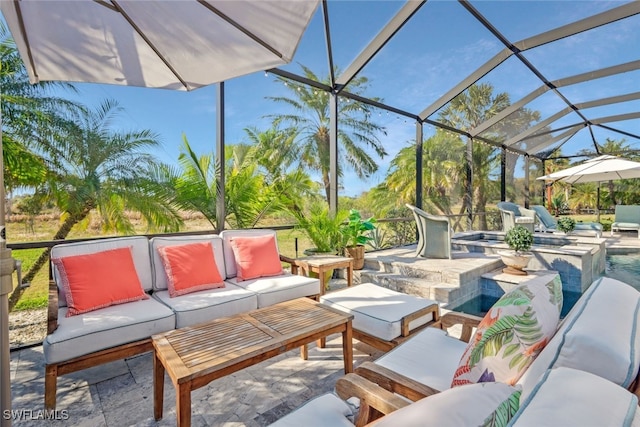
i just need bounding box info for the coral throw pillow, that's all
[157,242,224,297]
[52,247,148,317]
[229,234,283,281]
[451,275,563,387]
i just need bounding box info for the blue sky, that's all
[6,1,640,197]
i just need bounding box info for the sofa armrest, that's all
[335,373,410,426]
[280,254,305,275]
[440,311,482,343]
[355,361,440,402]
[47,280,59,335]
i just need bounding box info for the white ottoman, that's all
[320,283,440,351]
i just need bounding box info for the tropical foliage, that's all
[267,66,387,205]
[10,100,183,310]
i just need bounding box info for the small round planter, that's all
[344,245,365,270]
[497,250,533,276]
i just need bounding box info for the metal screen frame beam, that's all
[336,0,426,91]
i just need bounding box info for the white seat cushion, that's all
[519,277,640,392]
[514,367,639,426]
[372,382,521,427]
[152,283,257,328]
[43,297,175,364]
[226,273,320,308]
[375,327,467,392]
[320,283,438,341]
[268,393,354,427]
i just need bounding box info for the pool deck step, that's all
[357,246,504,305]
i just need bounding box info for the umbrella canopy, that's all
[1,0,319,90]
[0,1,318,421]
[537,155,640,184]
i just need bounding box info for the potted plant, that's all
[556,217,576,234]
[498,225,534,275]
[340,209,376,270]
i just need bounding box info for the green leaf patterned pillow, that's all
[451,275,563,387]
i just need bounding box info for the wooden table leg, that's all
[153,352,165,421]
[347,263,353,287]
[342,320,353,374]
[177,382,192,427]
[300,343,308,360]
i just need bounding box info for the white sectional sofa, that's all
[43,230,319,409]
[271,276,640,426]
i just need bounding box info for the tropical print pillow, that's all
[451,275,563,387]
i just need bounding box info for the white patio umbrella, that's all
[537,155,640,184]
[0,0,319,420]
[537,155,640,223]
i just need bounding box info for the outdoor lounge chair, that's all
[496,201,536,233]
[405,204,452,259]
[531,205,603,238]
[611,205,640,238]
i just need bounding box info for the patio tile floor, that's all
[9,335,384,427]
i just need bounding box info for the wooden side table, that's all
[295,255,354,296]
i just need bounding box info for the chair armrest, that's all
[440,311,482,342]
[47,280,59,334]
[335,373,410,426]
[355,361,440,402]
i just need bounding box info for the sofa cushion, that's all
[157,242,225,297]
[375,328,467,392]
[150,235,226,291]
[228,234,283,281]
[226,273,320,308]
[268,393,354,427]
[52,247,149,317]
[152,284,258,328]
[51,236,152,307]
[372,382,520,427]
[43,297,175,364]
[320,283,438,341]
[451,276,563,387]
[518,277,640,391]
[513,367,639,427]
[220,229,281,279]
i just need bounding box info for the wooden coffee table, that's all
[152,298,353,427]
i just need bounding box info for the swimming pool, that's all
[606,253,640,291]
[450,290,580,319]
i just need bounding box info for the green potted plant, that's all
[340,209,376,270]
[293,203,346,256]
[499,225,534,275]
[557,217,576,234]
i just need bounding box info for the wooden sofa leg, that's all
[45,364,58,410]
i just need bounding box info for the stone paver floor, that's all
[10,335,384,427]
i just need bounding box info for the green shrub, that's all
[504,225,533,253]
[557,216,576,233]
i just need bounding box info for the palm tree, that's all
[371,131,464,216]
[267,65,387,204]
[0,21,80,194]
[157,130,314,229]
[10,100,182,310]
[438,83,539,230]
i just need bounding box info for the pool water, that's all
[606,254,640,291]
[450,290,580,319]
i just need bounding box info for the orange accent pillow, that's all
[52,247,148,317]
[229,234,283,281]
[157,242,225,297]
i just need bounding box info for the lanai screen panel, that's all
[349,1,501,114]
